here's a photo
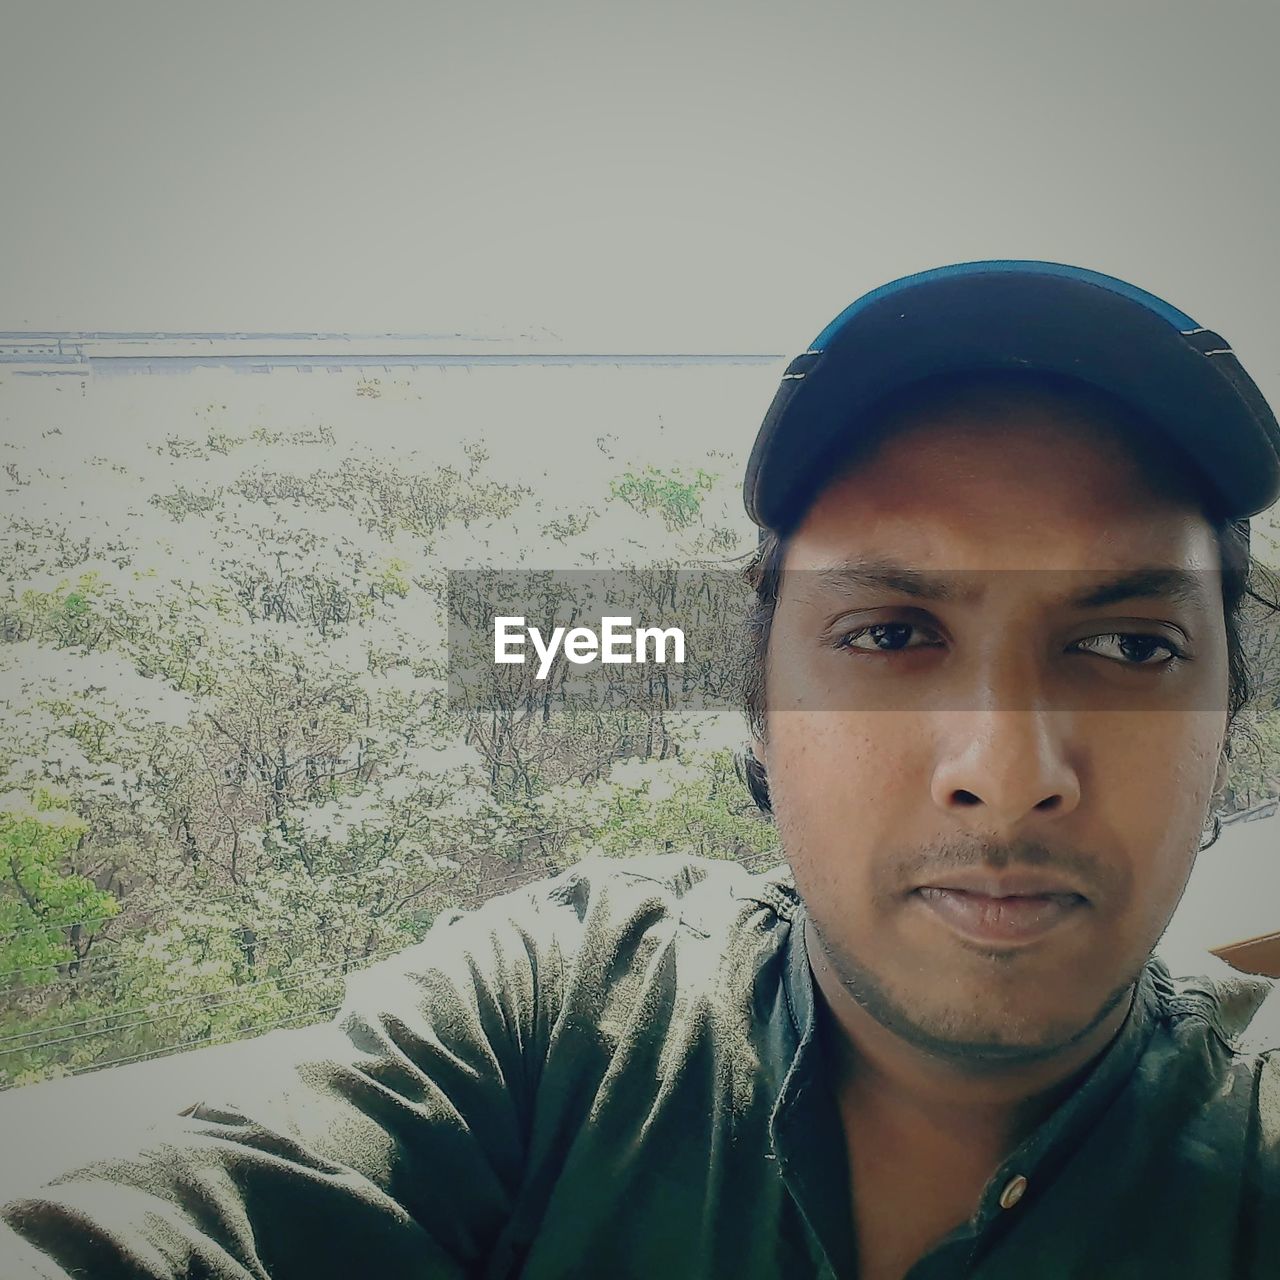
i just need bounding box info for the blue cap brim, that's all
[745,261,1280,533]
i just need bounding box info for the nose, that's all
[930,707,1082,830]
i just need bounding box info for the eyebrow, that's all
[801,562,979,604]
[795,561,1213,610]
[1067,567,1211,610]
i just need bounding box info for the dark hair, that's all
[739,517,1279,850]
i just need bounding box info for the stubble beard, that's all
[804,913,1144,1072]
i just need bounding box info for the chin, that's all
[826,934,1140,1067]
[890,996,1092,1060]
[908,1006,1103,1062]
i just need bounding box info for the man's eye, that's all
[1071,633,1182,666]
[834,622,942,653]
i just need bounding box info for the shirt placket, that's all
[768,904,1168,1280]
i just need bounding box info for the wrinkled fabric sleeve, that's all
[1240,1050,1280,1277]
[0,882,569,1279]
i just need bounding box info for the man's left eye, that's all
[1072,633,1182,665]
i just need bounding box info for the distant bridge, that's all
[0,333,784,376]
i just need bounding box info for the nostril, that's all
[953,790,982,806]
[1035,795,1062,812]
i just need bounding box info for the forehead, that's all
[786,374,1219,576]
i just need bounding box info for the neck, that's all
[806,918,1135,1156]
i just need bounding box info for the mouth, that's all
[910,882,1089,947]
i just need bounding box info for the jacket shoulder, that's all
[506,851,793,939]
[1256,1050,1280,1155]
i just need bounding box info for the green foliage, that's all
[1225,704,1280,810]
[0,572,103,649]
[0,414,776,1085]
[1,395,1276,1089]
[570,749,777,865]
[0,788,116,985]
[610,466,717,531]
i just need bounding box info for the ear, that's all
[1213,750,1230,800]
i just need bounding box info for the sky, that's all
[2,0,1279,375]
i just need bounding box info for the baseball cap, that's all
[744,260,1280,535]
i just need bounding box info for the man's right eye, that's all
[834,622,944,653]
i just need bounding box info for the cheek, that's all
[766,711,923,864]
[1092,710,1222,811]
[1087,710,1224,895]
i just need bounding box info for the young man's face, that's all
[762,381,1231,1066]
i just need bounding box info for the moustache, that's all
[889,837,1130,906]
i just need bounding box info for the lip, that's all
[911,885,1088,947]
[913,869,1088,901]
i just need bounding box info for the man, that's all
[2,261,1279,1278]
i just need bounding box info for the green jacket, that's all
[2,855,1278,1278]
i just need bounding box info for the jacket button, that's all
[999,1174,1028,1210]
